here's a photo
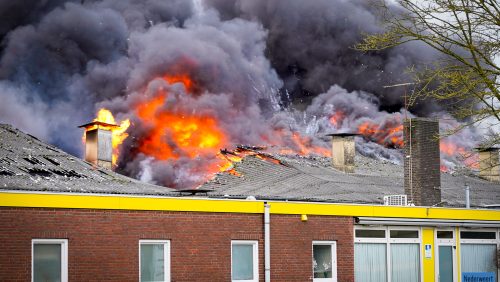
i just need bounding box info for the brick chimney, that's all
[78,121,118,169]
[404,118,441,206]
[328,133,357,173]
[477,147,500,182]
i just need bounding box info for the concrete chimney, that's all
[328,133,357,173]
[477,147,500,182]
[404,118,441,206]
[78,121,118,169]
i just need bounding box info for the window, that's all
[354,227,421,282]
[461,244,497,279]
[460,229,498,281]
[354,243,387,282]
[313,241,337,282]
[32,239,68,282]
[437,231,453,239]
[231,241,258,282]
[460,231,496,240]
[390,230,418,238]
[139,240,170,282]
[355,229,385,238]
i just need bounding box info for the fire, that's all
[85,108,130,165]
[439,140,479,171]
[218,147,284,177]
[357,121,404,148]
[136,93,227,160]
[162,74,194,93]
[131,75,233,185]
[329,111,345,128]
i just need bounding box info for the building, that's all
[1,122,500,282]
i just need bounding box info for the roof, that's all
[0,123,498,208]
[0,124,176,195]
[201,152,500,208]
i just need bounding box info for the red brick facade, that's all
[0,207,354,282]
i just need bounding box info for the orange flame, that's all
[84,108,130,166]
[133,75,231,184]
[439,140,478,171]
[162,74,194,93]
[357,121,403,148]
[329,111,345,128]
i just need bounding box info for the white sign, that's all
[424,244,432,259]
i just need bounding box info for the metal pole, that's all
[264,203,271,282]
[465,185,470,209]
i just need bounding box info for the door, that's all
[436,229,456,282]
[438,245,454,282]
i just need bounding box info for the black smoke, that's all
[0,0,478,188]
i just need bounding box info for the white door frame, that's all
[435,229,457,282]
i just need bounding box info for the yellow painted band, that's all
[0,192,500,221]
[0,192,264,213]
[269,201,500,221]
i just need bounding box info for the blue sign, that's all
[462,272,496,282]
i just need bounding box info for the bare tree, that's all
[356,0,500,144]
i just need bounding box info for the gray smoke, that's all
[0,0,480,188]
[204,0,443,114]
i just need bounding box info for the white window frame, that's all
[459,228,500,282]
[459,228,498,244]
[139,240,171,282]
[32,239,68,282]
[312,241,337,282]
[354,226,423,282]
[231,240,259,282]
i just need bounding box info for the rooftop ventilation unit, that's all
[383,195,408,206]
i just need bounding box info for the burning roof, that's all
[1,124,498,208]
[0,0,486,190]
[201,147,500,208]
[0,124,174,195]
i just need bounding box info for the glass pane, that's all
[141,244,165,282]
[390,230,418,238]
[232,244,254,280]
[439,246,453,282]
[355,230,385,238]
[460,231,496,239]
[354,243,387,282]
[437,231,453,239]
[33,244,62,282]
[461,244,497,280]
[391,244,420,282]
[313,245,332,278]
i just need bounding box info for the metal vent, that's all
[383,195,408,206]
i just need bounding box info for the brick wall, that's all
[0,207,354,282]
[404,118,441,206]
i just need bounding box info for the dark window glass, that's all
[460,231,496,239]
[33,244,61,282]
[355,229,385,238]
[313,245,333,278]
[390,230,419,238]
[437,231,453,239]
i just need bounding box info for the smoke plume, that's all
[0,0,481,188]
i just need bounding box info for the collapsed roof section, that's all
[201,150,500,208]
